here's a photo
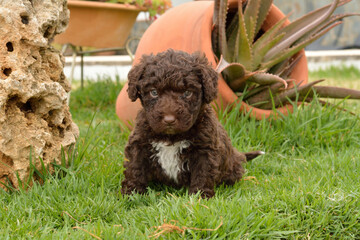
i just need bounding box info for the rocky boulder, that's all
[0,0,79,189]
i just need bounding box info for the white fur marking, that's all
[151,141,190,182]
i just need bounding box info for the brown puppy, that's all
[121,49,263,198]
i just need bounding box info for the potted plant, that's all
[116,0,359,125]
[54,0,171,48]
[213,0,360,115]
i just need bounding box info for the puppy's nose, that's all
[163,114,176,124]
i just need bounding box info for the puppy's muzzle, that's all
[162,114,177,134]
[163,114,176,125]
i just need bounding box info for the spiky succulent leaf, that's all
[244,0,260,42]
[261,22,342,70]
[248,17,257,44]
[293,13,360,47]
[242,84,269,100]
[213,0,220,26]
[295,96,357,115]
[278,0,343,38]
[251,13,290,71]
[218,0,229,59]
[248,72,288,88]
[252,32,285,71]
[226,13,239,38]
[254,0,273,35]
[260,79,324,109]
[226,14,239,62]
[235,0,253,69]
[228,72,257,91]
[252,14,289,56]
[216,56,246,81]
[245,80,292,105]
[278,53,304,79]
[217,56,257,91]
[212,0,220,55]
[264,0,339,60]
[307,86,360,99]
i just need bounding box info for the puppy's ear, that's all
[193,52,219,104]
[127,64,143,102]
[127,55,151,101]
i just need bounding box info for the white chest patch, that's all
[151,140,191,182]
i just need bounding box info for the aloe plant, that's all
[213,0,360,110]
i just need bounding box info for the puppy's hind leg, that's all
[222,150,264,186]
[221,151,246,186]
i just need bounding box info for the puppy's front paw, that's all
[121,181,146,195]
[189,187,215,199]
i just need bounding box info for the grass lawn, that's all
[1,67,360,239]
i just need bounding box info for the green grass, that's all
[1,67,360,239]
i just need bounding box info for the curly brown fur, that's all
[121,49,263,198]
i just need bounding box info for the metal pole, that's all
[80,46,84,89]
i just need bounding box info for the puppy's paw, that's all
[189,187,215,199]
[121,181,146,195]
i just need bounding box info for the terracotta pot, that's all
[54,0,144,48]
[116,0,308,126]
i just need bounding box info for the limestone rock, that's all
[0,0,79,188]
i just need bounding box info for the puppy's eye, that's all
[150,89,158,98]
[183,91,192,98]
